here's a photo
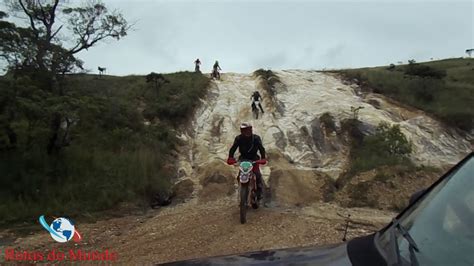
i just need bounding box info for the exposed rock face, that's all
[172,179,195,203]
[269,168,334,206]
[197,160,235,203]
[258,70,470,176]
[174,71,471,203]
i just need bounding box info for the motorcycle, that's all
[251,101,260,119]
[211,68,220,80]
[232,159,266,224]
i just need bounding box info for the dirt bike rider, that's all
[194,58,201,72]
[251,91,264,114]
[227,122,267,200]
[212,60,221,78]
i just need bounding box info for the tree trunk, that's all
[5,125,17,148]
[47,112,61,155]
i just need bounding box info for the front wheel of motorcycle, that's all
[240,184,249,224]
[251,193,259,209]
[253,108,259,120]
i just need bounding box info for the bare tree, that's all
[1,0,132,155]
[3,0,131,74]
[146,72,170,92]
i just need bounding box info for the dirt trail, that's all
[109,200,395,264]
[0,198,395,264]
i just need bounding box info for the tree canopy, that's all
[0,0,131,155]
[1,0,130,76]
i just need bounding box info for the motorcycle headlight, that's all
[239,172,251,183]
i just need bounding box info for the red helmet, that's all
[240,122,252,137]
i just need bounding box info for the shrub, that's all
[349,122,413,174]
[337,58,474,131]
[320,112,337,133]
[405,64,446,79]
[0,72,209,224]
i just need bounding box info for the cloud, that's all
[2,0,472,75]
[320,43,346,66]
[251,51,289,70]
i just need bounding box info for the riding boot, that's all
[255,172,263,200]
[257,185,263,200]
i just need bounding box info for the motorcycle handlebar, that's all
[230,159,267,166]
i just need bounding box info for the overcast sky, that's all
[2,0,474,75]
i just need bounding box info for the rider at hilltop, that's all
[227,122,267,200]
[213,60,221,72]
[212,60,221,78]
[194,58,201,72]
[251,91,264,114]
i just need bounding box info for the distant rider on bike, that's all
[194,58,201,72]
[213,60,221,79]
[227,122,267,200]
[251,91,264,114]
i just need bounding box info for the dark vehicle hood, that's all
[160,242,351,265]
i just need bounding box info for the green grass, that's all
[336,121,415,189]
[344,121,413,178]
[0,146,170,222]
[66,71,210,124]
[335,58,474,131]
[0,71,209,224]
